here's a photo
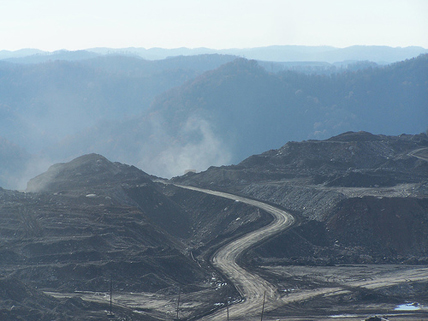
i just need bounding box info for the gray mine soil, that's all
[1,131,428,320]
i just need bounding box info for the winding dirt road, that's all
[409,147,428,162]
[175,185,295,321]
[46,182,428,319]
[176,184,428,320]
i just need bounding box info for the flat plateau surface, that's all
[46,258,428,320]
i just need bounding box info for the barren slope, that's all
[173,132,428,264]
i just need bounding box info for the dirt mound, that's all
[327,131,383,142]
[175,132,428,266]
[2,153,277,319]
[251,196,428,265]
[26,153,152,193]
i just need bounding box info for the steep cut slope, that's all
[26,154,193,238]
[174,131,428,264]
[0,154,213,320]
[3,153,281,320]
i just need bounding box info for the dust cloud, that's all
[1,114,232,190]
[137,115,232,178]
[4,155,53,191]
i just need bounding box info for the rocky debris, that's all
[2,131,428,319]
[240,180,346,221]
[249,196,428,266]
[1,153,273,319]
[161,183,273,257]
[174,131,428,265]
[327,197,428,257]
[175,131,428,187]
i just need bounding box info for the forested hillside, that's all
[134,54,428,173]
[0,54,426,189]
[0,54,236,150]
[0,55,236,188]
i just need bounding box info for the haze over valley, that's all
[0,47,427,190]
[1,1,428,319]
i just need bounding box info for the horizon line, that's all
[1,44,428,53]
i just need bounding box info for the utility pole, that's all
[260,291,266,321]
[175,287,181,321]
[109,275,113,316]
[225,294,230,321]
[226,298,230,321]
[106,274,115,318]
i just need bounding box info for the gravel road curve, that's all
[175,185,295,321]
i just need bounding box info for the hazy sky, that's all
[1,0,427,51]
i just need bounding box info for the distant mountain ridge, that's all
[2,45,427,64]
[0,51,426,190]
[137,54,428,170]
[0,54,236,150]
